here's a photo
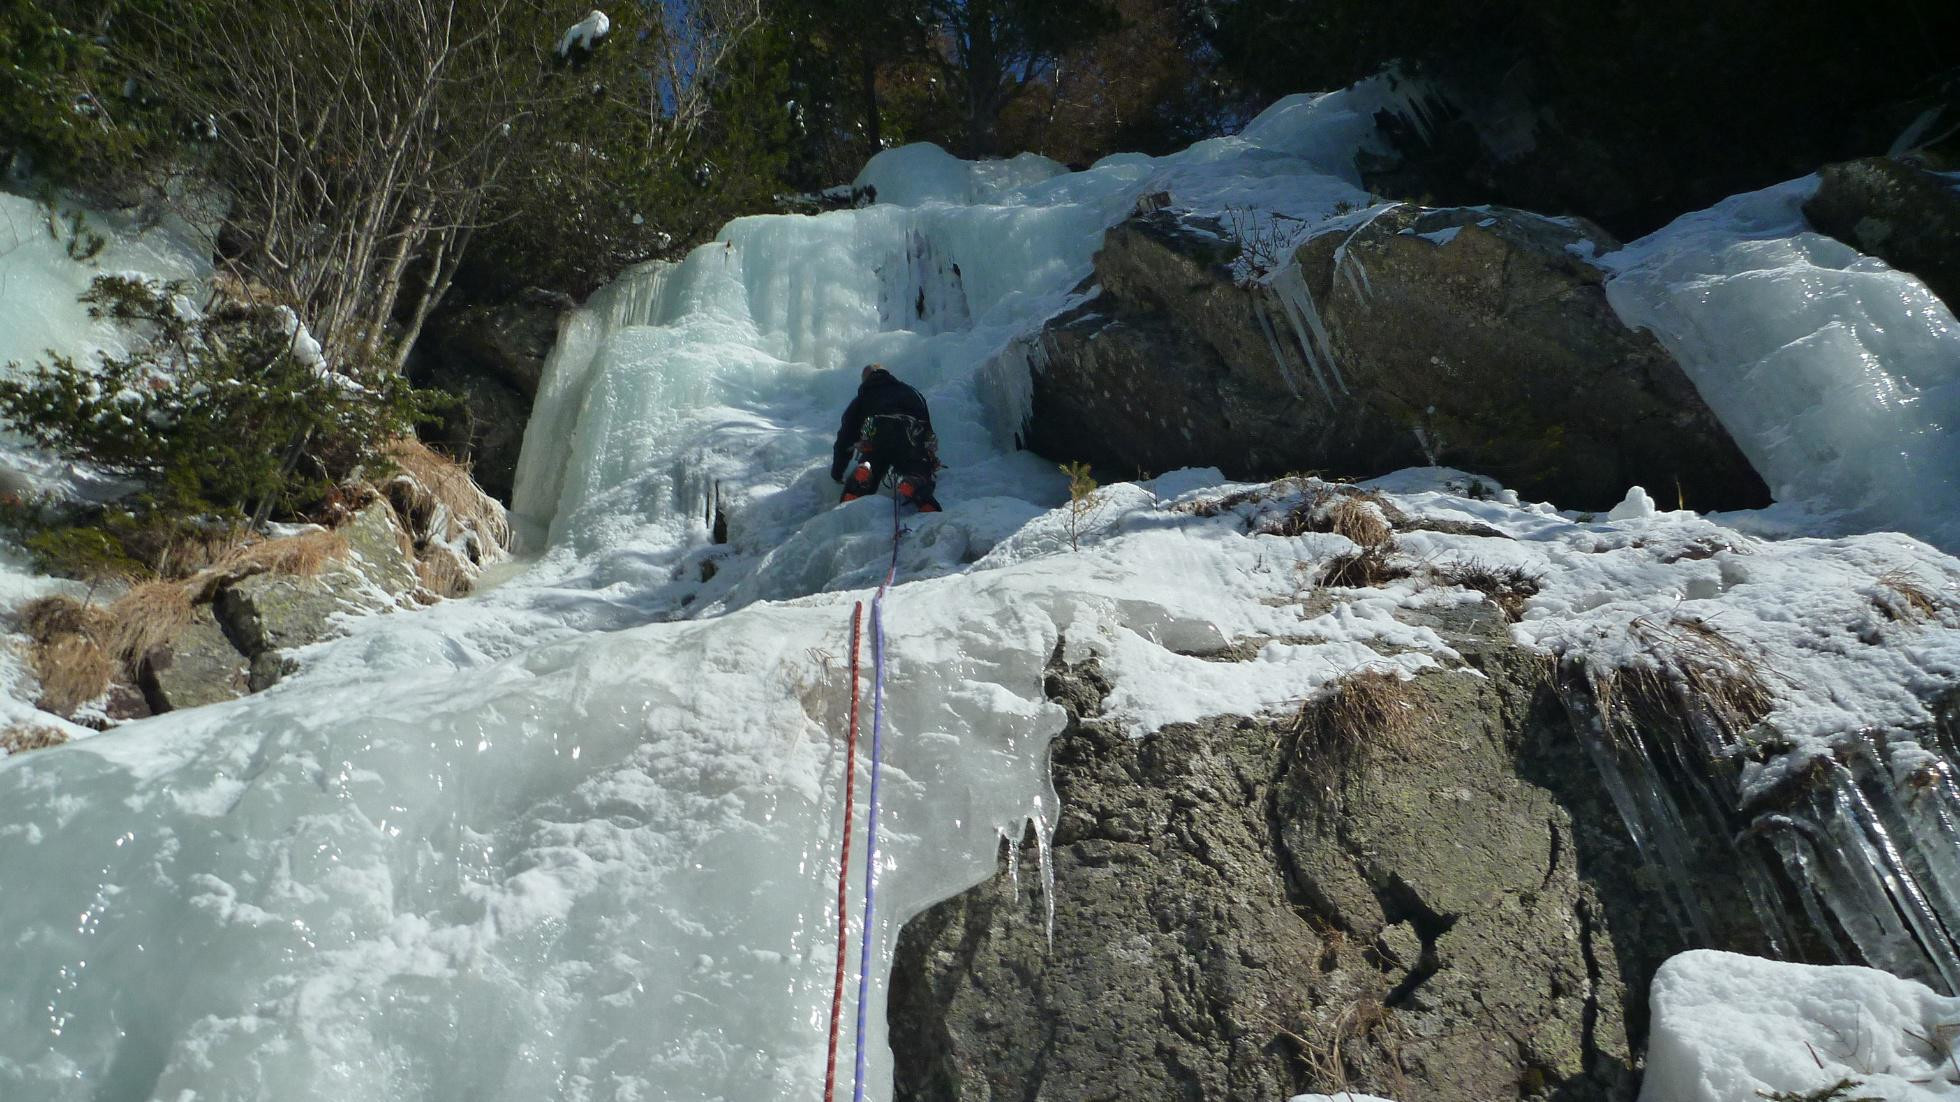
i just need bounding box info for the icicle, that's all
[1555,673,1715,943]
[1002,826,1021,903]
[1411,426,1439,467]
[1891,758,1960,942]
[1830,764,1960,991]
[1031,800,1056,950]
[1266,267,1337,406]
[1765,826,1855,965]
[1252,302,1301,399]
[1339,254,1370,302]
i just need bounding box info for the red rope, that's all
[821,601,865,1102]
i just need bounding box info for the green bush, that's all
[0,0,171,193]
[0,275,441,577]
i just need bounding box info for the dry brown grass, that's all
[384,438,511,548]
[1593,615,1773,747]
[18,594,102,641]
[1429,559,1545,622]
[1290,668,1426,779]
[1280,991,1413,1099]
[1317,544,1411,589]
[100,580,196,667]
[1876,569,1945,623]
[29,633,117,716]
[381,438,511,596]
[150,526,252,579]
[0,723,70,754]
[1321,494,1395,549]
[414,543,474,599]
[216,528,350,579]
[15,581,195,717]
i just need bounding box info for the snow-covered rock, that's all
[1642,950,1960,1102]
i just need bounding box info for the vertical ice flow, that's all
[1602,178,1960,552]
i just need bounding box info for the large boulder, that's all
[214,502,415,689]
[140,606,249,711]
[1026,206,1770,512]
[410,290,572,502]
[890,605,1701,1102]
[1803,155,1960,312]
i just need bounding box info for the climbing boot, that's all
[842,461,876,502]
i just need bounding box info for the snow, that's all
[555,10,610,58]
[5,74,1960,1102]
[1642,950,1960,1102]
[1606,485,1657,520]
[1601,177,1960,553]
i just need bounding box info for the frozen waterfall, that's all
[4,74,1960,1102]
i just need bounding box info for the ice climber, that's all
[830,364,942,511]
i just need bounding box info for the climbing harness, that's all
[820,494,905,1102]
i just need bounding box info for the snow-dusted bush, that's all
[0,276,436,577]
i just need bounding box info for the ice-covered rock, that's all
[4,71,1960,1102]
[1602,177,1960,552]
[1026,203,1768,512]
[1804,154,1960,312]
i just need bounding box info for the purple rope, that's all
[850,494,903,1102]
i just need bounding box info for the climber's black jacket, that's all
[830,369,933,481]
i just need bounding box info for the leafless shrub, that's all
[0,724,71,755]
[1429,559,1545,622]
[1225,207,1308,285]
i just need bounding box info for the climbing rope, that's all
[849,493,904,1102]
[820,602,864,1102]
[817,487,908,1102]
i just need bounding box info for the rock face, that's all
[1026,207,1770,512]
[890,605,1718,1102]
[411,290,571,502]
[141,606,250,711]
[1804,155,1960,312]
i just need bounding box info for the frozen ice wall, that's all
[0,85,1424,1102]
[7,74,1960,1101]
[1602,179,1960,552]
